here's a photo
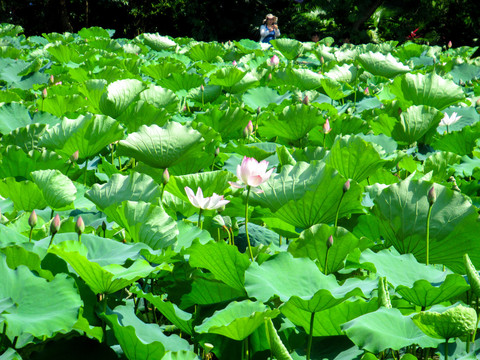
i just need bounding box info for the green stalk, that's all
[324,248,329,275]
[426,204,433,265]
[334,193,346,228]
[245,186,254,261]
[197,208,203,229]
[445,338,449,360]
[306,312,315,360]
[48,232,56,249]
[29,227,33,243]
[83,158,88,186]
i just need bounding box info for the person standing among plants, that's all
[260,14,280,43]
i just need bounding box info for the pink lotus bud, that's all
[343,179,351,193]
[320,56,325,65]
[476,98,480,107]
[247,120,253,134]
[55,81,62,86]
[327,235,333,249]
[364,87,369,95]
[75,216,85,235]
[215,147,220,157]
[162,168,170,186]
[49,75,55,84]
[50,214,61,235]
[448,40,452,48]
[201,84,204,92]
[70,150,79,163]
[323,119,331,134]
[42,88,47,99]
[428,186,436,206]
[232,60,237,67]
[243,125,250,138]
[267,73,272,81]
[302,95,309,105]
[28,210,37,228]
[269,55,279,66]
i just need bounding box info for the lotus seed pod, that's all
[162,168,170,185]
[427,186,436,206]
[50,214,61,235]
[28,210,37,228]
[327,235,334,249]
[75,216,85,235]
[70,150,79,163]
[343,179,351,193]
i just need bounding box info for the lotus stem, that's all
[324,248,329,275]
[306,312,315,360]
[197,208,203,229]
[426,204,433,266]
[83,158,88,186]
[444,338,449,360]
[244,186,254,261]
[334,193,345,228]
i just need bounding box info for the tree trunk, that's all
[351,0,384,32]
[59,0,73,32]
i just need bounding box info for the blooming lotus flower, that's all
[440,112,462,126]
[185,186,230,210]
[229,157,274,192]
[268,55,279,66]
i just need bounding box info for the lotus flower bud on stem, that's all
[70,150,79,163]
[257,106,261,115]
[162,168,170,186]
[28,210,37,228]
[243,126,250,138]
[49,75,55,85]
[320,56,325,65]
[327,235,334,249]
[476,98,480,107]
[267,73,272,82]
[201,84,204,92]
[302,95,309,105]
[75,216,85,236]
[101,221,107,237]
[269,55,279,66]
[448,40,452,48]
[247,120,253,134]
[428,186,436,206]
[343,179,351,193]
[42,88,48,99]
[215,147,220,157]
[48,214,61,248]
[364,87,369,95]
[322,119,331,134]
[232,60,237,67]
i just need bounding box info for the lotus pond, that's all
[1,23,480,360]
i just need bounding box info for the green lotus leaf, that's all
[187,239,250,293]
[242,86,291,110]
[117,122,205,169]
[0,348,22,360]
[270,39,304,60]
[188,42,225,62]
[194,300,279,341]
[0,103,37,136]
[412,303,477,340]
[187,84,222,104]
[159,72,203,93]
[38,113,124,160]
[140,33,176,50]
[396,274,469,307]
[0,252,82,343]
[358,52,410,78]
[251,161,364,228]
[77,79,108,112]
[390,105,443,145]
[281,298,378,336]
[0,58,49,90]
[116,100,170,132]
[285,68,323,90]
[41,94,88,118]
[130,286,194,335]
[224,142,278,161]
[288,224,360,274]
[17,58,43,77]
[258,104,324,143]
[320,78,353,100]
[208,67,246,88]
[1,245,53,280]
[432,121,480,156]
[325,64,358,84]
[194,107,252,141]
[78,26,111,38]
[452,155,480,177]
[138,86,179,112]
[449,63,480,84]
[464,253,480,298]
[102,201,178,250]
[31,169,76,210]
[423,151,462,182]
[372,178,480,272]
[0,178,47,211]
[86,172,161,210]
[165,170,234,201]
[99,79,146,118]
[102,301,190,360]
[180,272,245,308]
[343,307,442,352]
[141,60,186,81]
[0,147,67,180]
[390,72,464,110]
[161,351,199,360]
[324,135,385,183]
[49,240,156,294]
[46,43,82,63]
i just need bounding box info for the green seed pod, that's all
[265,318,293,360]
[378,277,391,309]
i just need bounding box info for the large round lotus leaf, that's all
[0,178,47,211]
[259,104,324,142]
[31,169,76,210]
[188,42,225,62]
[449,63,480,84]
[159,72,203,93]
[320,78,353,100]
[0,147,67,180]
[396,274,469,307]
[433,121,480,157]
[78,26,111,39]
[286,68,323,90]
[46,43,81,63]
[371,178,480,272]
[245,251,335,302]
[412,303,477,340]
[187,239,250,292]
[423,151,462,183]
[139,85,179,111]
[38,113,124,160]
[194,107,252,141]
[141,61,186,81]
[187,84,222,104]
[0,57,49,90]
[464,253,480,298]
[117,122,205,169]
[342,308,442,352]
[86,172,161,210]
[41,94,88,118]
[0,103,32,134]
[0,252,82,342]
[234,39,262,53]
[49,240,156,294]
[324,135,385,183]
[208,67,246,88]
[390,105,443,145]
[251,161,364,229]
[2,123,47,152]
[140,33,176,50]
[270,39,304,60]
[358,52,410,78]
[194,300,279,341]
[102,200,178,250]
[242,87,291,110]
[102,301,190,360]
[325,64,358,84]
[390,72,464,110]
[1,245,54,280]
[288,224,360,274]
[99,79,146,118]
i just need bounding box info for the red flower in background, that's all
[407,28,419,40]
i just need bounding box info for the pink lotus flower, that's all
[229,157,274,192]
[185,186,230,210]
[232,60,237,67]
[440,112,461,126]
[268,55,279,66]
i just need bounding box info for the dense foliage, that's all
[0,23,480,360]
